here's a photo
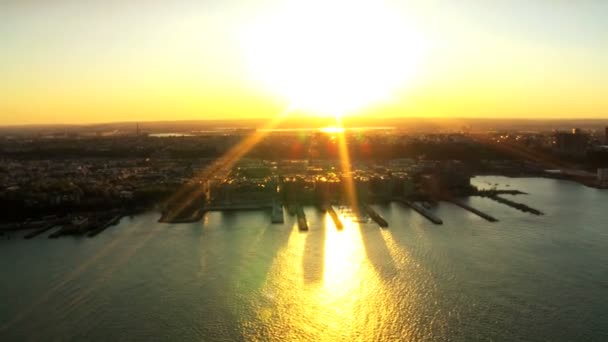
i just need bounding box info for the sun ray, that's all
[334,114,358,209]
[161,107,294,221]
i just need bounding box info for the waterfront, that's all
[1,177,607,341]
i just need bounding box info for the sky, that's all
[1,0,607,125]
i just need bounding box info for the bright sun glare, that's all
[242,0,427,117]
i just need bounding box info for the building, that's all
[553,129,588,156]
[598,168,608,186]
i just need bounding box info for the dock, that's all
[296,205,308,231]
[326,206,343,229]
[486,195,544,215]
[158,207,205,223]
[88,215,122,237]
[49,217,90,238]
[445,199,498,222]
[364,205,388,228]
[395,199,443,225]
[24,223,57,239]
[271,201,284,224]
[49,225,77,239]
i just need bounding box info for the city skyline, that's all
[2,0,608,125]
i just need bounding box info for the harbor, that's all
[0,177,606,341]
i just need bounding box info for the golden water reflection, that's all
[245,210,440,341]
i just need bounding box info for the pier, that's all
[326,205,344,229]
[88,215,122,237]
[445,199,498,222]
[395,198,443,225]
[158,207,205,223]
[364,205,388,228]
[296,205,309,231]
[486,195,544,215]
[271,201,284,224]
[24,223,57,239]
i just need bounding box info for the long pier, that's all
[296,205,309,231]
[159,207,205,223]
[487,195,544,215]
[88,215,122,237]
[49,225,79,239]
[364,205,388,228]
[395,199,443,225]
[326,206,343,229]
[445,199,498,222]
[24,223,57,239]
[271,202,284,224]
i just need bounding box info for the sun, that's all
[241,0,427,117]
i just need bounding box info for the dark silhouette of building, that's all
[554,128,588,156]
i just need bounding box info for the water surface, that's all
[1,177,607,341]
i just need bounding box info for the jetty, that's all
[88,215,122,237]
[395,198,443,225]
[49,217,89,238]
[158,206,205,223]
[24,223,57,239]
[326,205,344,229]
[271,201,284,224]
[364,205,388,228]
[445,199,498,222]
[296,205,308,231]
[486,195,544,215]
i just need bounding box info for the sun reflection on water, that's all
[245,211,410,340]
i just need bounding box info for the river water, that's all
[1,176,607,341]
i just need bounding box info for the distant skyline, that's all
[1,0,607,125]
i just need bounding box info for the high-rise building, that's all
[554,129,588,156]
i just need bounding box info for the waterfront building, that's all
[598,168,608,186]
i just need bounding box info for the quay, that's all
[364,205,388,228]
[88,215,122,237]
[326,205,344,229]
[445,199,498,222]
[486,195,544,215]
[395,198,443,225]
[296,205,309,231]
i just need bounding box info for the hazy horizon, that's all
[2,0,607,125]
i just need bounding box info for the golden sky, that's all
[1,0,607,125]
